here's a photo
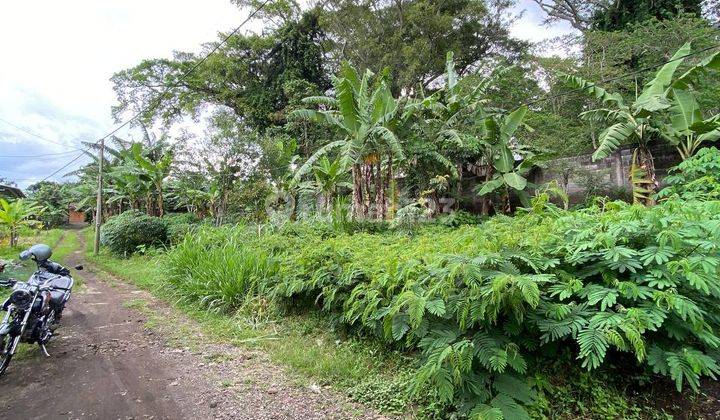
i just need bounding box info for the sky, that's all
[0,0,573,189]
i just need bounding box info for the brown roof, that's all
[0,185,25,199]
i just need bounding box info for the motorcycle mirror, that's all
[74,265,84,271]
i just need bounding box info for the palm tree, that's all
[561,42,719,205]
[131,143,173,217]
[308,156,351,213]
[0,199,44,247]
[291,62,403,219]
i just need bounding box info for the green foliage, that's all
[657,146,720,200]
[161,168,720,416]
[163,212,201,245]
[26,181,71,228]
[436,211,483,228]
[164,227,278,312]
[100,210,168,257]
[0,198,44,247]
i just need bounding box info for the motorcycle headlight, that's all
[8,289,32,308]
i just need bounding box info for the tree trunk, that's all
[375,160,385,220]
[503,185,511,214]
[9,227,17,247]
[456,163,463,211]
[351,164,364,219]
[634,144,658,206]
[386,155,393,219]
[481,165,493,216]
[146,193,152,216]
[157,184,164,218]
[362,163,371,218]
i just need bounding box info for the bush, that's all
[436,210,483,227]
[657,147,720,201]
[100,210,167,257]
[161,165,720,417]
[163,212,201,245]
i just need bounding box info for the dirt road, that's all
[0,232,378,419]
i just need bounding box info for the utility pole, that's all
[93,138,104,254]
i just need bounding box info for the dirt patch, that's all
[0,233,384,419]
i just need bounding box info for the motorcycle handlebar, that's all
[0,279,17,288]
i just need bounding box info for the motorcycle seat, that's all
[47,276,72,307]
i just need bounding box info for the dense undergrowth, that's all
[165,197,720,418]
[105,149,720,418]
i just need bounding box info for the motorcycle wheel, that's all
[39,310,57,344]
[0,334,17,376]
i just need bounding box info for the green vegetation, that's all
[100,210,168,257]
[156,188,720,417]
[4,1,720,418]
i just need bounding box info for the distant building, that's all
[68,204,86,224]
[0,185,24,200]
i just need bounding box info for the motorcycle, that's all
[0,244,82,376]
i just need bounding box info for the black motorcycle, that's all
[0,244,82,376]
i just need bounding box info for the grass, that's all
[81,226,672,419]
[81,228,420,415]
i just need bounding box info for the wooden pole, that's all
[93,138,104,254]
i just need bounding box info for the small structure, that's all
[0,185,24,200]
[68,204,86,225]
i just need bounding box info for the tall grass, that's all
[164,227,278,312]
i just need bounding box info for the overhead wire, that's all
[0,117,83,151]
[521,42,720,108]
[25,0,272,184]
[13,10,720,184]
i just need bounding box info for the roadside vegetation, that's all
[3,1,720,418]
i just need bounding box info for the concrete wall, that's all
[531,142,681,203]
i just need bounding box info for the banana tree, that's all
[661,90,720,160]
[0,199,44,247]
[474,106,534,214]
[131,143,173,217]
[306,156,351,213]
[291,62,403,219]
[403,52,512,213]
[561,42,720,205]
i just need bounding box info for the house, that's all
[68,204,86,224]
[0,184,24,200]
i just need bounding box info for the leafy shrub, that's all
[163,212,201,245]
[436,210,482,227]
[162,188,720,417]
[100,210,167,257]
[657,147,720,201]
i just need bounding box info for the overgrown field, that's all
[157,194,720,418]
[87,149,720,418]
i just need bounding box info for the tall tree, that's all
[111,11,329,132]
[532,0,703,31]
[235,0,528,95]
[292,62,402,219]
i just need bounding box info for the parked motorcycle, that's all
[0,244,82,376]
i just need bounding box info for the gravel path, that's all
[0,231,383,419]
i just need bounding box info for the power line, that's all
[0,117,83,151]
[34,0,271,187]
[36,151,90,184]
[0,150,81,158]
[522,42,720,108]
[94,0,272,144]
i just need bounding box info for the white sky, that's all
[0,0,573,189]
